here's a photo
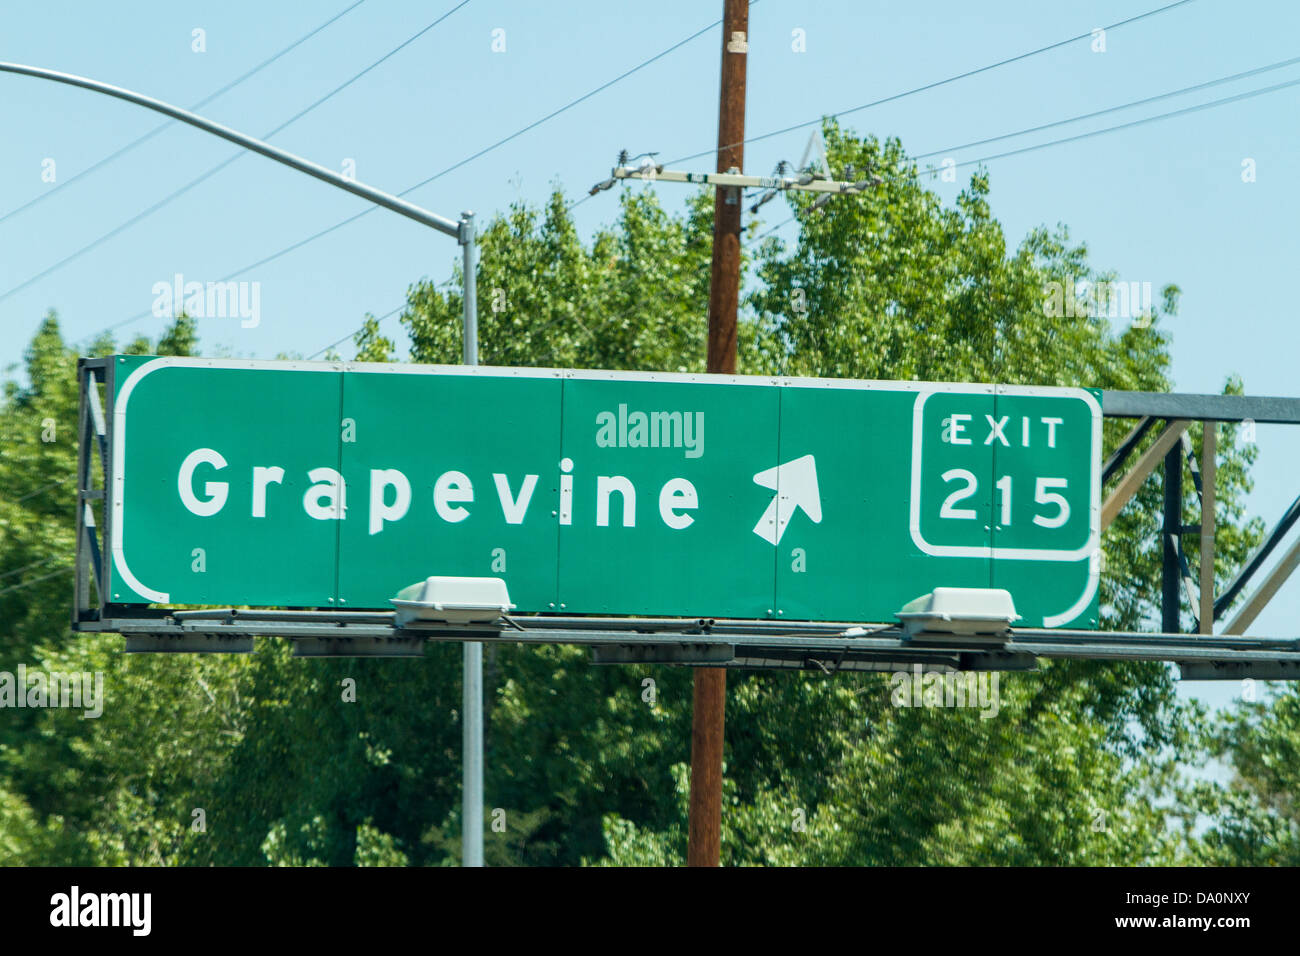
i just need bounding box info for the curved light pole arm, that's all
[6,60,485,869]
[0,61,462,239]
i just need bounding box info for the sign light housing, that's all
[897,587,1020,638]
[392,576,514,626]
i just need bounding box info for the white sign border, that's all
[907,384,1103,563]
[109,358,1102,626]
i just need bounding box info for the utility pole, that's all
[688,0,747,868]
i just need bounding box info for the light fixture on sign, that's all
[896,587,1020,640]
[391,576,515,626]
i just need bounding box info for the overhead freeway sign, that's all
[103,356,1101,628]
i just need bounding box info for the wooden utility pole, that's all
[687,0,747,868]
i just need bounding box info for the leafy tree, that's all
[1190,687,1300,865]
[0,312,251,866]
[392,189,733,372]
[547,124,1259,864]
[0,121,1278,868]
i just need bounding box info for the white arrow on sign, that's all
[752,454,823,546]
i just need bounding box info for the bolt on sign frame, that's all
[73,357,1300,679]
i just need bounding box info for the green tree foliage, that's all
[573,126,1260,864]
[0,123,1283,867]
[1190,687,1300,865]
[0,312,250,865]
[394,189,723,372]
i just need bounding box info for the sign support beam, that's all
[81,611,1300,673]
[1199,424,1216,634]
[1101,420,1188,530]
[1214,493,1300,621]
[1222,535,1300,636]
[1162,446,1183,633]
[1101,416,1154,485]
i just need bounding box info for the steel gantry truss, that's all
[77,610,1300,681]
[1101,390,1300,657]
[72,367,1300,679]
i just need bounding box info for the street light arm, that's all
[9,60,484,872]
[0,60,462,239]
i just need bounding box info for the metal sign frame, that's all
[72,359,1300,679]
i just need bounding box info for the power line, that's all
[83,204,380,344]
[910,52,1300,163]
[0,154,244,303]
[751,68,1300,241]
[0,0,368,228]
[308,302,408,360]
[566,192,597,212]
[307,272,462,360]
[0,555,58,582]
[84,10,729,345]
[394,9,739,199]
[7,477,72,506]
[363,194,645,368]
[665,0,1199,167]
[0,0,473,305]
[0,566,72,599]
[310,188,605,362]
[752,217,794,242]
[934,71,1300,173]
[257,0,473,138]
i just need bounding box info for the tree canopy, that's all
[0,123,1294,866]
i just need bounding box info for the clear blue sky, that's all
[3,0,1298,710]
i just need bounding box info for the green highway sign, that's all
[106,357,1101,627]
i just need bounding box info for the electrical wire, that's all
[7,477,72,505]
[0,0,369,228]
[0,1,473,305]
[83,9,732,345]
[307,273,462,359]
[307,302,409,360]
[910,52,1300,163]
[310,188,601,361]
[664,0,1199,167]
[0,555,58,581]
[0,566,72,599]
[931,71,1300,174]
[752,66,1300,241]
[392,11,732,200]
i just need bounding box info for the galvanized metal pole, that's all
[4,59,490,864]
[1162,446,1183,633]
[461,212,478,365]
[0,61,461,239]
[688,0,747,869]
[459,211,483,868]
